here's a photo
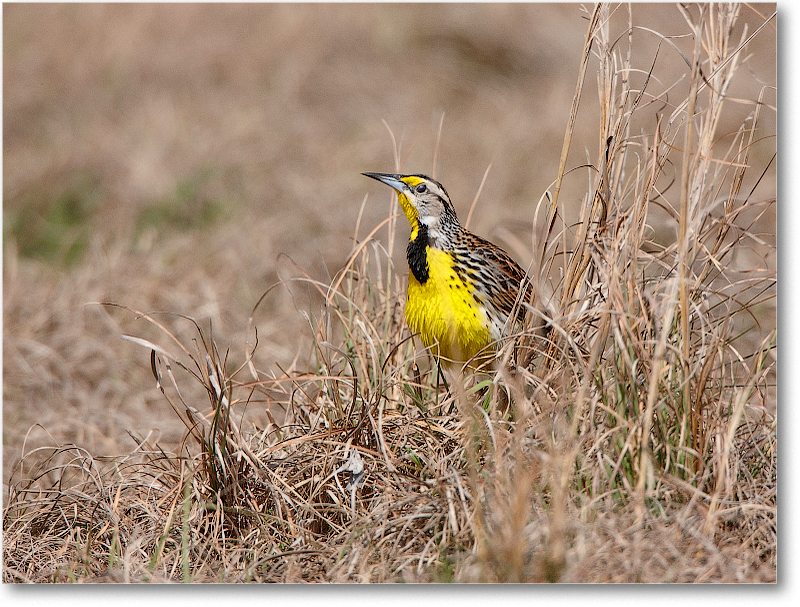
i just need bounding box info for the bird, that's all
[362,172,531,369]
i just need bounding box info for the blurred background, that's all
[3,4,776,473]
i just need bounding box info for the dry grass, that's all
[4,4,776,583]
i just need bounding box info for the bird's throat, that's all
[397,192,419,230]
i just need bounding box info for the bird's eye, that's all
[415,183,427,194]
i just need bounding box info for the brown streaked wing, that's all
[463,232,529,320]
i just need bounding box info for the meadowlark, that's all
[363,172,531,368]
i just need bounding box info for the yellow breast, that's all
[404,246,492,364]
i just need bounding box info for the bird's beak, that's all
[362,172,408,193]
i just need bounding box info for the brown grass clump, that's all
[4,4,775,583]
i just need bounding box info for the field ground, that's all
[3,3,776,583]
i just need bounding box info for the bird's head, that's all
[362,172,459,241]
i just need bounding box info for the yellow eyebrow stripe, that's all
[402,176,425,187]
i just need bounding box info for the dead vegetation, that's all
[3,4,775,583]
